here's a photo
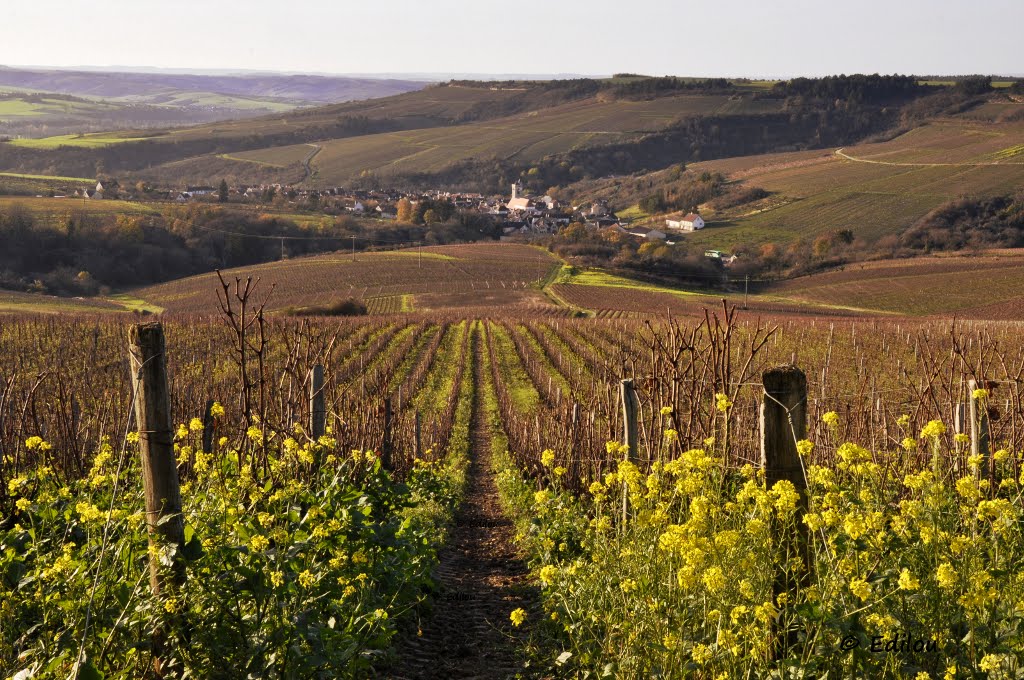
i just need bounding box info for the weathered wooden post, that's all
[619,379,639,523]
[129,322,185,673]
[414,410,422,460]
[968,379,993,487]
[310,364,325,440]
[201,398,216,454]
[570,402,580,477]
[382,396,393,470]
[760,365,808,660]
[620,379,639,460]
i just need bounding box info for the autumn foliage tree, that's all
[396,198,413,222]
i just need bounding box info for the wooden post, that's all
[382,396,393,470]
[414,411,422,460]
[761,366,807,486]
[968,379,993,487]
[570,402,580,478]
[619,379,639,524]
[128,322,185,673]
[619,379,639,460]
[310,365,325,440]
[201,398,216,454]
[760,365,808,660]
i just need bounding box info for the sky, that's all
[2,0,1021,78]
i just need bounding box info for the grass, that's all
[615,205,648,222]
[0,197,156,227]
[0,171,96,182]
[919,80,1017,88]
[0,291,122,314]
[553,265,703,297]
[488,323,541,413]
[10,133,146,149]
[0,100,46,117]
[105,294,164,314]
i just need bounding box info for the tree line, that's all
[0,204,502,297]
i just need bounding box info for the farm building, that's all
[666,212,705,231]
[616,225,667,240]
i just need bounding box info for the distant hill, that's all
[0,76,847,188]
[0,67,426,103]
[0,66,426,139]
[1,73,1019,204]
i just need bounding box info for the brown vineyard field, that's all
[132,242,563,315]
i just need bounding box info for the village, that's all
[52,176,735,263]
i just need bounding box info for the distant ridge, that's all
[0,67,426,103]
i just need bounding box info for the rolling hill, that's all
[0,66,426,140]
[0,76,902,190]
[576,103,1024,253]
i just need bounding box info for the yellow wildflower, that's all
[849,578,872,601]
[897,569,919,591]
[920,420,946,439]
[539,565,558,586]
[936,563,957,589]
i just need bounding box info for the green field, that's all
[106,90,298,112]
[0,96,116,119]
[0,100,47,117]
[10,132,150,149]
[0,290,123,314]
[0,171,97,182]
[0,196,156,227]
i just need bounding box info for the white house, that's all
[666,212,705,232]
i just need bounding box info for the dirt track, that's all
[384,337,536,679]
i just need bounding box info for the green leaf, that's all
[77,659,104,680]
[183,533,204,562]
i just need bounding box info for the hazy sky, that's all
[2,0,1020,77]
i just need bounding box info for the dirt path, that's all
[384,336,535,679]
[301,143,321,181]
[835,147,1024,167]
